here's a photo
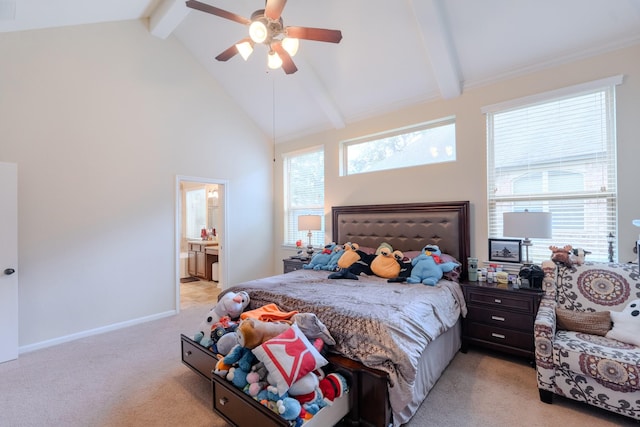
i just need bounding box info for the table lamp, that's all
[503,210,552,265]
[298,215,322,258]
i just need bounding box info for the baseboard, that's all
[19,309,177,354]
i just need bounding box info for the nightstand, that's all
[282,257,308,273]
[461,281,543,362]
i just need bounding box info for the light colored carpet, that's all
[0,302,635,427]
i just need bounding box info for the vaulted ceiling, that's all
[2,0,640,142]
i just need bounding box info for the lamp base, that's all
[306,245,314,258]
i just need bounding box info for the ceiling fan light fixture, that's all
[249,19,268,43]
[236,40,254,60]
[267,50,283,69]
[282,37,299,57]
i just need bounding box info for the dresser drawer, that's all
[465,288,536,313]
[213,380,285,427]
[467,306,534,331]
[466,322,534,351]
[181,334,216,380]
[212,371,351,427]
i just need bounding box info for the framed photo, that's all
[488,238,522,263]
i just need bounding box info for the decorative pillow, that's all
[252,323,328,396]
[606,299,640,346]
[555,307,611,336]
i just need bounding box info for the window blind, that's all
[283,146,325,247]
[486,77,621,263]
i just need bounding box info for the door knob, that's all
[4,268,15,275]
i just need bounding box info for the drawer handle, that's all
[491,316,505,322]
[184,350,192,356]
[494,298,502,304]
[491,333,506,339]
[219,397,228,406]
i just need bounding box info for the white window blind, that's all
[486,76,621,263]
[283,146,325,246]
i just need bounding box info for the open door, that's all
[0,162,18,363]
[176,176,228,311]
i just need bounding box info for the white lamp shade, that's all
[267,51,282,69]
[298,215,322,231]
[503,211,552,239]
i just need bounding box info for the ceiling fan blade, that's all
[286,26,342,43]
[264,0,287,20]
[272,42,298,74]
[215,44,239,62]
[185,0,251,25]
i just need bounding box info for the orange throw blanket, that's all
[240,303,298,322]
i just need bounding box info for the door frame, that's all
[175,175,229,312]
[0,162,18,362]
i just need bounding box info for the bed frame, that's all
[329,200,470,427]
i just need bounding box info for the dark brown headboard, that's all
[332,201,470,279]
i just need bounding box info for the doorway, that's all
[175,176,228,311]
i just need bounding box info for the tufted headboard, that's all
[332,201,471,279]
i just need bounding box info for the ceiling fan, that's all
[185,0,343,74]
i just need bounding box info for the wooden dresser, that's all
[461,281,543,362]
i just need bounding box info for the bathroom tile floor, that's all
[180,278,221,309]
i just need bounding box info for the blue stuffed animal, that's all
[406,244,458,286]
[303,243,339,270]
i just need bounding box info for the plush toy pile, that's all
[192,297,348,425]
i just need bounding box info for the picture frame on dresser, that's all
[488,238,522,263]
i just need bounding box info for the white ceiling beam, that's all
[410,0,461,99]
[294,56,345,130]
[149,0,190,39]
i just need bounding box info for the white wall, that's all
[274,44,640,270]
[0,20,274,349]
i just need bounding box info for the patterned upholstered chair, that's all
[534,260,640,420]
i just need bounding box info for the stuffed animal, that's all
[318,372,348,402]
[569,247,590,266]
[605,299,640,346]
[550,245,573,267]
[328,242,375,280]
[325,245,345,271]
[406,245,459,286]
[227,366,250,389]
[277,397,303,421]
[194,291,250,347]
[370,243,403,279]
[223,343,257,372]
[246,362,269,397]
[237,318,291,350]
[303,243,338,270]
[291,313,336,345]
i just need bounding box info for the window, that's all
[340,117,456,176]
[485,76,621,263]
[185,188,206,240]
[283,146,324,246]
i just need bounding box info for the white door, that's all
[0,162,18,363]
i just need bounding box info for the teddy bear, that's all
[605,299,640,346]
[406,244,459,286]
[236,318,291,349]
[193,291,250,348]
[550,245,573,267]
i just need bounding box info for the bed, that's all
[223,201,470,427]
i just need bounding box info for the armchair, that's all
[534,260,640,420]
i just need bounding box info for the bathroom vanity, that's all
[187,241,218,281]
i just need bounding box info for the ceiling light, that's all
[249,19,268,43]
[236,40,254,61]
[267,50,282,69]
[282,37,299,57]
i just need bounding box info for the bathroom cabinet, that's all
[187,242,218,280]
